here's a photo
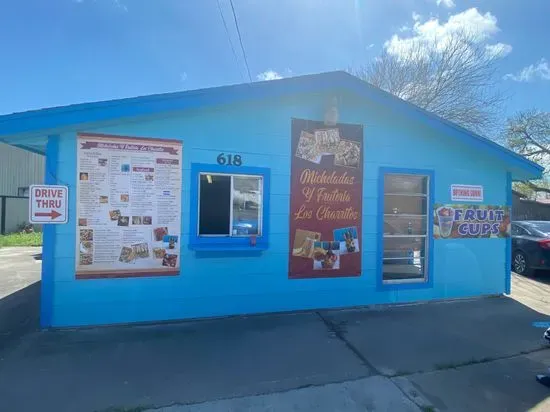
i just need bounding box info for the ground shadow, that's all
[0,282,549,411]
[532,271,550,286]
[0,281,40,351]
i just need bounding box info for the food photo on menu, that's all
[153,227,168,241]
[132,242,150,259]
[119,246,135,264]
[117,216,129,227]
[333,227,360,254]
[295,127,361,168]
[162,254,178,268]
[79,229,93,242]
[80,241,93,254]
[295,131,322,164]
[312,241,340,270]
[163,235,178,250]
[292,227,360,271]
[334,139,361,168]
[153,247,166,259]
[80,253,93,266]
[314,128,340,154]
[292,229,321,258]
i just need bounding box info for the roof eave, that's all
[0,71,542,178]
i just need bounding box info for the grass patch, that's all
[0,232,42,248]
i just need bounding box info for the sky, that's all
[1,0,549,120]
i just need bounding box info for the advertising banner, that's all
[434,204,511,239]
[76,133,183,279]
[289,118,363,279]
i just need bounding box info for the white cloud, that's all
[367,43,375,49]
[256,70,283,81]
[399,25,410,32]
[179,72,188,82]
[437,0,456,8]
[385,8,510,60]
[113,0,128,11]
[485,43,512,58]
[504,59,550,82]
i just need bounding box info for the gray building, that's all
[0,143,44,233]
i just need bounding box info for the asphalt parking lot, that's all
[0,247,549,412]
[0,247,41,349]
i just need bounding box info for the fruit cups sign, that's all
[434,204,510,239]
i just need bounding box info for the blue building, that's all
[0,72,542,328]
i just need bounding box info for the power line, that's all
[228,0,252,83]
[216,0,245,82]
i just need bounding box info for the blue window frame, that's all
[377,167,434,290]
[189,163,270,251]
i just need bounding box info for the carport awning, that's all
[0,136,47,155]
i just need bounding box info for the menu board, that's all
[289,118,363,279]
[76,133,183,279]
[434,204,510,239]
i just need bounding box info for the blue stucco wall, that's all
[47,91,510,327]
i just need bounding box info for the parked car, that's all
[511,221,550,275]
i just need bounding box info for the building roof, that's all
[0,70,543,180]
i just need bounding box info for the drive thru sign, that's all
[29,185,68,224]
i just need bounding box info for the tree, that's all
[351,31,506,135]
[506,110,550,195]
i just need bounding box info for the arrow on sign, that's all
[35,210,62,220]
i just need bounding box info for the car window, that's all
[525,222,550,236]
[512,224,528,236]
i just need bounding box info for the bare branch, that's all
[522,180,550,195]
[350,30,506,135]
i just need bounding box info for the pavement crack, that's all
[316,311,381,375]
[389,377,437,412]
[430,345,550,372]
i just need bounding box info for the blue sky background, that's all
[1,0,548,122]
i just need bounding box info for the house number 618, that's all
[217,153,242,166]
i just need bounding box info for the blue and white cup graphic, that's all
[437,206,455,238]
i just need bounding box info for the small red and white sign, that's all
[451,184,484,202]
[29,185,68,224]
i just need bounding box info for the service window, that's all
[382,173,430,284]
[189,163,270,251]
[198,173,263,237]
